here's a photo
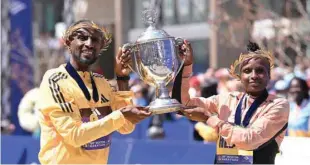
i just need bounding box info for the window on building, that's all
[132,0,209,28]
[176,0,191,24]
[190,39,209,73]
[133,0,151,28]
[162,0,176,25]
[191,0,208,22]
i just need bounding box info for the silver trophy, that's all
[124,9,186,114]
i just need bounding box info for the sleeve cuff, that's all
[110,110,126,126]
[206,115,222,129]
[112,91,134,110]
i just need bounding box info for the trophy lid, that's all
[136,9,172,43]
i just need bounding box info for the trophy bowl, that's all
[124,9,186,114]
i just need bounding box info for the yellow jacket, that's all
[38,64,135,164]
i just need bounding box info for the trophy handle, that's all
[175,37,184,46]
[174,37,186,78]
[121,43,142,78]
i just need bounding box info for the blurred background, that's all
[1,0,310,164]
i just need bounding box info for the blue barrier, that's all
[1,135,216,164]
[112,117,196,141]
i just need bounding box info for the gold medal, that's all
[89,113,98,122]
[89,108,100,121]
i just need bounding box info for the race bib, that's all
[216,137,253,164]
[81,115,112,150]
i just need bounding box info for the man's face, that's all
[69,26,103,66]
[240,58,270,96]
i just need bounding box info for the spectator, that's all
[287,77,310,137]
[131,84,148,106]
[188,76,201,98]
[17,87,41,139]
[214,68,231,93]
[273,80,289,98]
[1,118,15,134]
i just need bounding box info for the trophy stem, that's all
[148,82,182,114]
[156,82,170,99]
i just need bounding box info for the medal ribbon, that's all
[65,62,99,108]
[234,89,268,127]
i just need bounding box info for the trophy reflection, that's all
[123,9,186,114]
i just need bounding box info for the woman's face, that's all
[240,58,270,96]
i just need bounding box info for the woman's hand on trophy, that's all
[120,105,152,124]
[178,39,193,66]
[115,47,132,76]
[179,106,210,122]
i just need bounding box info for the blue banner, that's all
[1,135,216,164]
[9,0,34,135]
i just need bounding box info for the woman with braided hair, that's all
[173,41,289,164]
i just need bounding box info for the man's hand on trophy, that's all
[120,105,152,124]
[178,40,193,66]
[115,47,132,76]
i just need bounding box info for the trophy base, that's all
[148,98,183,115]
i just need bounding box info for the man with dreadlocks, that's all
[173,41,289,164]
[37,20,151,164]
